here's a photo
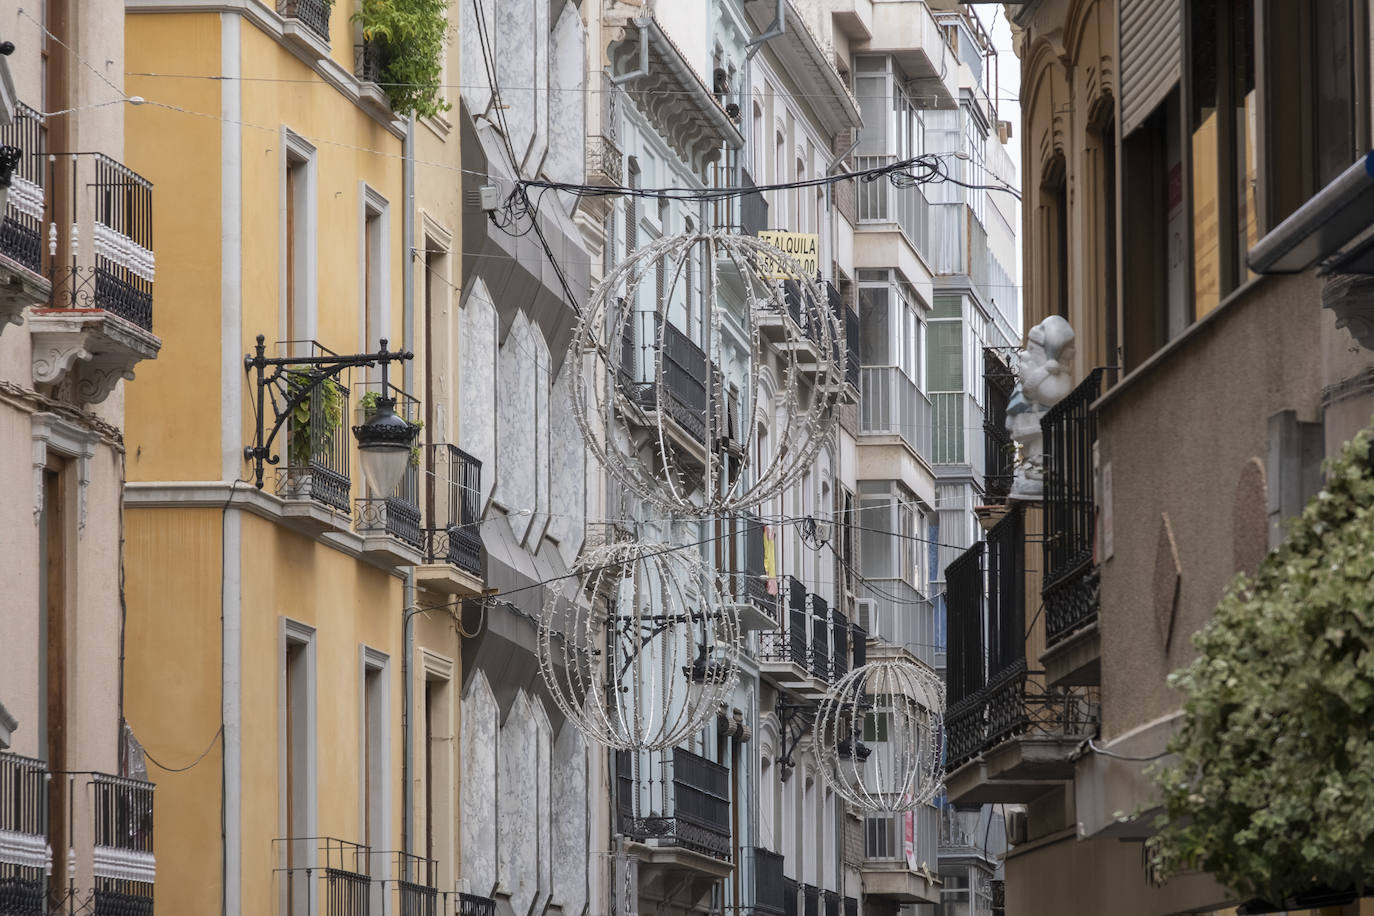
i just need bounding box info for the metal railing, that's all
[278,0,331,43]
[620,312,709,444]
[0,752,49,915]
[615,747,732,860]
[840,290,860,391]
[831,610,850,680]
[354,383,423,548]
[859,367,932,458]
[457,893,495,916]
[740,168,768,237]
[424,443,483,577]
[276,343,352,512]
[802,884,819,916]
[275,837,371,916]
[983,349,1016,502]
[854,155,930,256]
[394,852,437,916]
[0,102,45,275]
[1043,369,1107,647]
[44,153,156,331]
[738,512,775,615]
[354,41,384,84]
[91,774,155,916]
[749,847,785,915]
[757,576,808,668]
[808,594,831,681]
[782,878,798,916]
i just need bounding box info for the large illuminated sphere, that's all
[538,540,741,751]
[571,230,844,516]
[812,657,945,813]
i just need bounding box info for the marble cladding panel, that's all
[530,328,551,547]
[534,698,554,914]
[499,692,539,913]
[497,313,539,543]
[546,360,586,567]
[523,0,550,175]
[461,673,499,896]
[546,1,587,188]
[460,280,499,508]
[496,0,536,169]
[459,0,494,115]
[552,724,588,916]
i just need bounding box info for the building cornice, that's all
[124,0,406,139]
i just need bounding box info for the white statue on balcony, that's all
[1007,315,1076,500]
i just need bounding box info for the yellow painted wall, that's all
[122,506,225,916]
[123,13,224,482]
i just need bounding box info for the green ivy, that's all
[1148,424,1374,902]
[353,0,452,119]
[286,370,344,467]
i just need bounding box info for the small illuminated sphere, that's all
[571,230,844,517]
[812,657,945,814]
[538,540,741,751]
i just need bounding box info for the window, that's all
[863,815,899,859]
[420,651,455,888]
[927,296,963,391]
[281,620,316,916]
[361,648,388,905]
[282,133,317,354]
[362,188,388,357]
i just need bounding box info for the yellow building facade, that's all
[120,3,480,913]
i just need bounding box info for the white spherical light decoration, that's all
[538,540,741,751]
[571,230,844,517]
[812,657,945,814]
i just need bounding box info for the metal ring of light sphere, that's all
[538,540,741,751]
[812,657,946,814]
[571,230,845,517]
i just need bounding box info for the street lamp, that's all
[243,334,416,493]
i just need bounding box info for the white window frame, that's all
[279,617,318,916]
[280,129,318,352]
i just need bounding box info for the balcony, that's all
[859,366,933,460]
[457,892,496,916]
[838,286,860,394]
[856,580,933,666]
[783,877,798,916]
[747,847,785,915]
[0,103,50,328]
[353,383,423,567]
[0,752,50,915]
[393,852,438,916]
[944,507,1100,805]
[275,837,371,916]
[731,512,778,631]
[802,884,819,916]
[808,594,831,680]
[587,73,623,187]
[271,344,353,524]
[615,747,732,882]
[416,443,485,596]
[860,810,940,903]
[931,391,985,481]
[1041,369,1108,687]
[831,608,850,681]
[741,169,768,237]
[982,349,1015,503]
[90,774,156,916]
[855,156,931,259]
[277,0,331,58]
[758,577,816,693]
[353,41,392,119]
[618,311,710,464]
[29,152,160,404]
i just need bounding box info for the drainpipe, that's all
[401,592,420,857]
[403,113,416,392]
[611,18,651,84]
[745,0,785,62]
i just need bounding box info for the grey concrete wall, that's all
[1095,272,1326,742]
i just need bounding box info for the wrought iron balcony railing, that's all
[740,168,768,237]
[0,752,49,916]
[1042,369,1107,647]
[394,852,437,916]
[831,609,850,681]
[275,837,371,916]
[944,508,1099,771]
[748,847,786,915]
[839,287,860,391]
[619,311,709,444]
[782,877,798,916]
[275,342,352,512]
[802,883,819,916]
[423,443,483,577]
[91,774,155,916]
[457,892,496,916]
[46,153,156,331]
[615,747,732,860]
[278,0,331,43]
[983,348,1015,502]
[0,103,45,276]
[736,511,775,614]
[354,41,385,85]
[353,382,423,548]
[587,73,623,187]
[758,576,809,668]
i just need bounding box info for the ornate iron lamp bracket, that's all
[776,693,817,776]
[242,333,413,490]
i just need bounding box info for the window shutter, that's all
[1120,0,1182,135]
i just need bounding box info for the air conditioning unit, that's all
[1006,809,1028,846]
[856,598,876,635]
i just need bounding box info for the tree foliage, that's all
[1148,426,1374,902]
[353,0,452,119]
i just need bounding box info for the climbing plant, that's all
[353,0,452,119]
[1148,425,1374,903]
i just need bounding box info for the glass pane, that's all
[859,286,891,365]
[1233,0,1257,287]
[1191,0,1220,317]
[927,320,963,391]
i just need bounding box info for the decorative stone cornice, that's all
[1322,273,1374,351]
[0,256,52,331]
[27,308,161,406]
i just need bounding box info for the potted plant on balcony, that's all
[351,0,451,119]
[282,369,343,498]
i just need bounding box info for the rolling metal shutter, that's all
[1120,0,1182,135]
